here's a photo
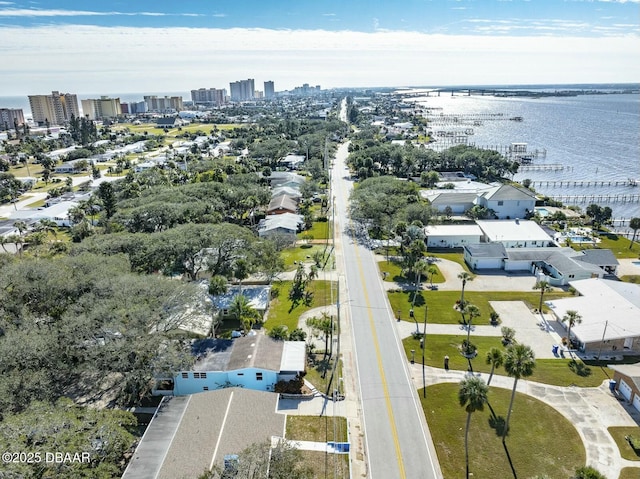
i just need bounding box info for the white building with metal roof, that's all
[546,278,640,355]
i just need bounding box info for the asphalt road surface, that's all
[332,141,441,479]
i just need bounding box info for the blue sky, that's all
[0,0,638,95]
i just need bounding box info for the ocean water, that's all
[415,92,640,222]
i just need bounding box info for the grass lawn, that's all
[389,290,572,325]
[620,467,640,479]
[427,251,471,271]
[403,334,612,387]
[297,450,350,479]
[298,221,331,241]
[281,244,333,271]
[378,260,444,284]
[608,427,640,461]
[286,416,348,442]
[266,280,336,333]
[305,355,343,396]
[577,232,638,259]
[424,383,585,479]
[620,275,640,284]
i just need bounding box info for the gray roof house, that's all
[211,285,272,317]
[167,335,307,396]
[267,195,298,215]
[258,213,304,240]
[476,184,536,219]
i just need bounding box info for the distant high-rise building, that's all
[0,108,25,131]
[190,88,227,106]
[229,79,255,101]
[143,95,183,112]
[81,96,122,120]
[264,81,275,99]
[28,91,80,126]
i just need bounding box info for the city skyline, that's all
[1,0,639,95]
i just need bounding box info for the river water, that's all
[413,92,640,223]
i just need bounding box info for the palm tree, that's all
[561,310,582,350]
[502,344,536,443]
[428,265,438,288]
[458,376,489,478]
[229,294,260,333]
[411,260,430,332]
[533,280,553,312]
[629,217,640,249]
[458,271,473,307]
[485,347,504,386]
[461,303,480,371]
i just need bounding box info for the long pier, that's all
[519,164,567,172]
[548,194,640,204]
[532,179,638,188]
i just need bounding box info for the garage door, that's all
[619,379,633,401]
[633,394,640,413]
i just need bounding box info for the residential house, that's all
[421,191,477,215]
[424,224,483,248]
[475,219,553,248]
[258,213,304,240]
[271,186,302,200]
[279,154,305,170]
[546,278,640,356]
[268,172,306,188]
[421,183,536,220]
[210,285,272,320]
[476,184,536,219]
[54,158,90,174]
[156,117,185,128]
[267,195,298,215]
[464,245,615,284]
[609,364,640,413]
[169,335,306,395]
[463,243,508,270]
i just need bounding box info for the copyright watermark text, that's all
[2,451,91,464]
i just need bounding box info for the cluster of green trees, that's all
[348,139,519,181]
[0,252,208,476]
[349,176,436,238]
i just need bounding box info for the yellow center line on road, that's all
[350,218,406,479]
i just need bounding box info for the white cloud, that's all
[0,25,637,95]
[0,8,203,17]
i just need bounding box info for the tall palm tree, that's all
[461,303,480,372]
[502,344,536,443]
[485,347,504,386]
[458,271,473,307]
[229,294,260,333]
[428,265,438,288]
[561,310,583,350]
[459,376,489,478]
[533,280,553,312]
[411,260,430,332]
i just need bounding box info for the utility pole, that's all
[422,305,428,398]
[597,320,609,360]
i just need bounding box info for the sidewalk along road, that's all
[332,141,442,479]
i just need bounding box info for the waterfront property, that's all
[422,184,536,220]
[475,219,554,248]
